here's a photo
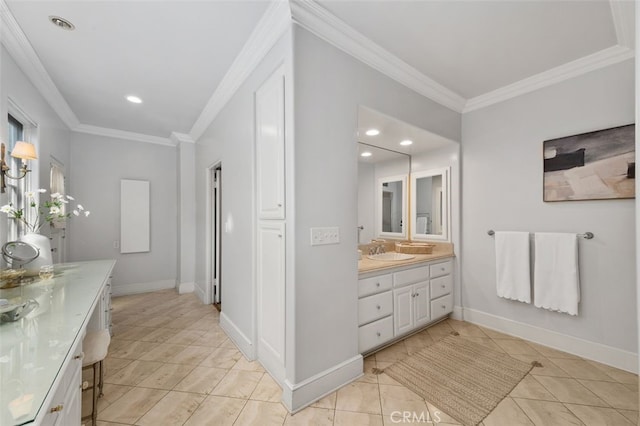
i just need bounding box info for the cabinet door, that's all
[257,222,285,374]
[256,66,285,219]
[393,286,414,336]
[413,282,430,328]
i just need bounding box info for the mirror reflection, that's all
[382,180,403,233]
[415,175,442,235]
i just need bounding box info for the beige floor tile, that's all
[617,409,638,423]
[200,346,243,369]
[335,381,382,414]
[379,384,428,416]
[459,336,505,353]
[548,357,617,381]
[104,360,164,386]
[136,315,174,328]
[334,410,383,426]
[510,355,571,378]
[163,316,198,330]
[375,343,408,363]
[284,406,334,425]
[234,400,288,425]
[167,345,214,365]
[476,327,515,340]
[103,357,133,377]
[493,339,542,356]
[138,343,188,362]
[377,372,401,386]
[403,331,435,348]
[97,387,168,424]
[358,371,379,384]
[164,329,206,345]
[137,327,179,343]
[525,342,580,360]
[482,397,533,426]
[509,375,557,401]
[565,404,634,425]
[310,391,336,409]
[578,379,639,410]
[210,370,264,399]
[232,356,266,372]
[136,363,195,390]
[174,366,228,394]
[250,373,283,402]
[587,361,638,385]
[107,340,160,360]
[184,395,246,426]
[136,391,205,425]
[447,319,488,338]
[513,398,583,425]
[534,376,607,406]
[114,325,153,341]
[219,337,241,349]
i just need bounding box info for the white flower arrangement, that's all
[0,189,90,233]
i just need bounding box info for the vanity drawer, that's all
[394,265,429,288]
[430,293,453,320]
[358,274,392,297]
[430,275,453,300]
[359,316,394,353]
[430,260,452,278]
[358,291,393,326]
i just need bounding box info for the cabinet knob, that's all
[441,305,446,309]
[277,203,282,207]
[441,267,445,271]
[50,404,64,413]
[376,332,381,337]
[74,353,84,360]
[376,282,380,287]
[376,305,381,310]
[441,284,446,288]
[416,292,420,296]
[82,381,89,390]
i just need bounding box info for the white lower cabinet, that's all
[41,339,83,426]
[358,258,454,354]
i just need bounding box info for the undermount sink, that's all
[367,252,415,261]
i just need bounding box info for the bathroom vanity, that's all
[0,259,115,426]
[358,251,454,354]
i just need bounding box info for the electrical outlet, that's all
[310,227,340,246]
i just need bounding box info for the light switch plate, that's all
[310,227,340,246]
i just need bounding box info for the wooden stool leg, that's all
[92,363,98,425]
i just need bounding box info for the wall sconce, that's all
[1,141,38,193]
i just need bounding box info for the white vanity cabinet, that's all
[87,276,113,335]
[41,340,83,426]
[358,257,454,354]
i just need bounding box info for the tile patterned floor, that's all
[83,290,639,425]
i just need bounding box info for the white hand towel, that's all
[534,233,580,316]
[495,231,531,303]
[416,216,428,234]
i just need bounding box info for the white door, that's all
[413,282,430,328]
[393,286,414,336]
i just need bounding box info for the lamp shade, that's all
[11,141,38,160]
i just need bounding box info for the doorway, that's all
[211,165,222,311]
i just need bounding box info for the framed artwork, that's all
[543,124,635,201]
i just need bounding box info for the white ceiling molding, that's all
[609,0,635,48]
[464,45,635,113]
[170,132,195,145]
[74,123,174,147]
[0,0,79,129]
[189,0,291,141]
[289,0,466,113]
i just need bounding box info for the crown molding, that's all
[464,45,635,113]
[74,124,174,147]
[0,0,80,129]
[170,132,195,145]
[289,0,466,113]
[609,0,635,48]
[189,0,291,141]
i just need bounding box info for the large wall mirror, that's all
[410,168,449,241]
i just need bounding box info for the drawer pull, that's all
[441,305,446,309]
[416,292,420,296]
[376,332,381,337]
[441,267,445,271]
[376,305,381,310]
[376,282,380,287]
[82,381,89,390]
[441,284,446,288]
[277,203,282,207]
[50,404,64,413]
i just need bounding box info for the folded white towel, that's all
[495,231,531,303]
[534,233,580,316]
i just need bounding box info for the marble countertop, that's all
[358,244,454,274]
[0,259,115,425]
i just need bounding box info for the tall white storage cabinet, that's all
[256,65,286,382]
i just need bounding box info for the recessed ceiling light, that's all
[400,140,413,146]
[126,95,143,104]
[49,16,75,31]
[365,129,380,136]
[360,151,372,157]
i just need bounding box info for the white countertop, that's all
[0,259,116,425]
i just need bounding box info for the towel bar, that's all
[487,230,594,239]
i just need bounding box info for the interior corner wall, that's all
[461,59,636,358]
[68,133,178,295]
[292,24,461,383]
[0,46,71,252]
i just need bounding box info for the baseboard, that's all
[111,279,176,297]
[194,282,206,304]
[220,312,256,360]
[282,355,363,413]
[451,305,463,320]
[177,281,195,294]
[462,307,638,373]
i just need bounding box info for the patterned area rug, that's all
[384,335,534,426]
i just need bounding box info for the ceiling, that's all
[2,0,635,144]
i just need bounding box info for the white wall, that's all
[0,47,71,255]
[461,60,636,365]
[292,25,461,386]
[68,133,177,294]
